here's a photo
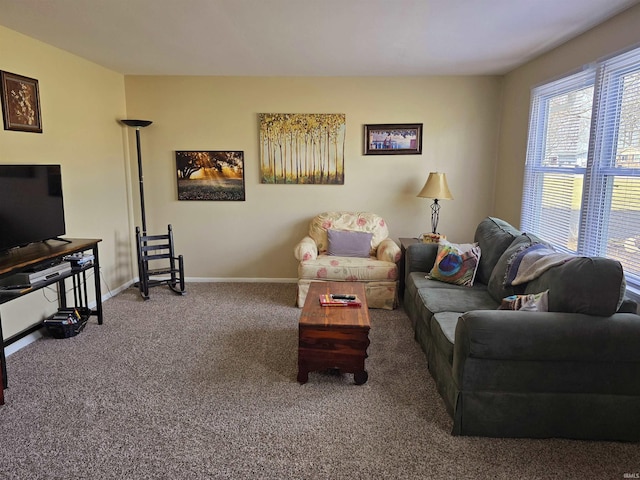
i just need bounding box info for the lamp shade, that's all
[417,172,453,200]
[120,119,152,128]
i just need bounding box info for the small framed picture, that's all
[175,150,245,201]
[1,71,43,133]
[364,123,422,155]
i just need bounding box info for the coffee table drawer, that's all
[299,327,370,354]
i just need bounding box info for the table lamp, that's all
[417,172,453,242]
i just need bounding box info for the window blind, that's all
[582,47,640,288]
[522,68,595,252]
[522,45,640,297]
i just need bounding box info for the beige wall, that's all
[124,75,502,280]
[3,4,638,342]
[2,3,637,342]
[495,4,640,226]
[0,26,131,339]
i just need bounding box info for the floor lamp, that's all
[121,119,152,235]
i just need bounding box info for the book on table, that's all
[319,293,362,307]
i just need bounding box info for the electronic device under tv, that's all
[0,164,67,253]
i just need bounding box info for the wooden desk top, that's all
[299,282,370,329]
[0,239,101,276]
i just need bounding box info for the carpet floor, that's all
[0,282,638,479]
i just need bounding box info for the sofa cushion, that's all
[473,217,522,285]
[429,240,481,287]
[298,255,398,282]
[487,234,541,302]
[405,273,489,326]
[327,229,372,258]
[417,286,499,317]
[431,312,461,366]
[525,257,625,316]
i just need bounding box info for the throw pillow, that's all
[326,229,373,258]
[498,290,549,311]
[428,240,481,287]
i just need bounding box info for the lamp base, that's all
[421,233,446,244]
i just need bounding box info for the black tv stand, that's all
[0,238,103,405]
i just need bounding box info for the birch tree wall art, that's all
[259,113,346,184]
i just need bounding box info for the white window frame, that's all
[523,45,640,302]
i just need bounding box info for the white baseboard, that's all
[186,277,297,284]
[5,331,44,357]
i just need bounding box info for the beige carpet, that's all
[0,282,637,479]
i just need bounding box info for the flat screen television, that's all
[0,164,66,253]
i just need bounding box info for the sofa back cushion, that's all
[309,212,389,255]
[524,257,626,316]
[487,233,549,302]
[473,217,522,285]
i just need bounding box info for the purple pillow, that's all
[327,229,373,258]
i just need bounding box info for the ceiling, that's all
[0,0,638,76]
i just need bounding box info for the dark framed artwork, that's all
[175,151,245,201]
[364,123,422,155]
[1,71,42,133]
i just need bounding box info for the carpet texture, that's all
[0,282,638,479]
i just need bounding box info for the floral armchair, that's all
[294,212,402,309]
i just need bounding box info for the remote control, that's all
[331,294,356,300]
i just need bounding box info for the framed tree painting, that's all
[1,71,42,133]
[259,113,346,184]
[364,123,422,155]
[175,151,245,201]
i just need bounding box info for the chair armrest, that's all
[376,238,401,262]
[294,236,318,261]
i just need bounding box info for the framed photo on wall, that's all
[0,71,43,133]
[364,123,422,155]
[175,151,245,201]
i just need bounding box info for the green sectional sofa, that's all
[403,217,640,441]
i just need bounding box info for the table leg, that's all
[297,367,308,384]
[354,370,368,385]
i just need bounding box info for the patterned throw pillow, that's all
[498,290,549,311]
[428,240,481,287]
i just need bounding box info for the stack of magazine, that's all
[319,293,362,307]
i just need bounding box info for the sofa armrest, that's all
[376,238,401,263]
[294,236,318,261]
[454,310,640,365]
[405,242,439,275]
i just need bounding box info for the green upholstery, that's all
[403,216,640,441]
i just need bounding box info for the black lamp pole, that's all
[121,119,152,235]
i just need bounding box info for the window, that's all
[523,46,640,298]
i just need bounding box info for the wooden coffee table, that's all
[297,282,371,385]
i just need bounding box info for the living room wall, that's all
[495,3,640,226]
[123,75,502,281]
[0,26,131,340]
[3,5,637,345]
